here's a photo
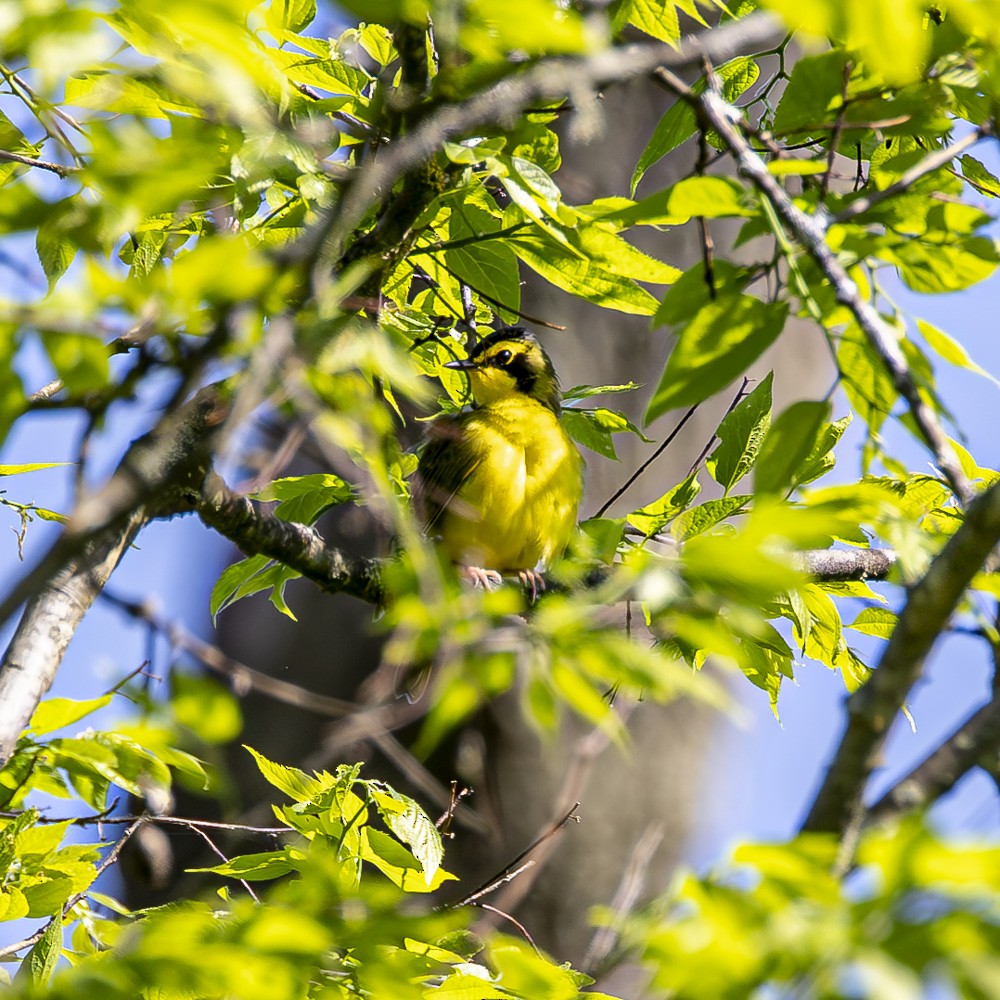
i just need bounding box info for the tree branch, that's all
[802,479,1000,836]
[0,388,227,634]
[196,473,385,605]
[832,128,986,224]
[300,11,784,283]
[651,69,976,507]
[0,390,225,768]
[867,692,1000,826]
[0,511,147,769]
[0,148,78,177]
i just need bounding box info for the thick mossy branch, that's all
[803,480,1000,836]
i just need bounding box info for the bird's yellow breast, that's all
[438,396,583,572]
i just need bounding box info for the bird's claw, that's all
[460,565,504,590]
[517,569,546,603]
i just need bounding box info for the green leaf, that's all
[669,495,751,540]
[754,400,832,498]
[246,746,332,803]
[628,473,701,536]
[619,176,755,228]
[707,372,773,493]
[917,319,1000,387]
[360,827,457,893]
[370,788,444,887]
[632,57,760,193]
[891,237,999,294]
[29,695,112,737]
[15,914,62,986]
[39,331,109,395]
[189,849,298,881]
[795,414,851,488]
[444,242,522,315]
[561,406,650,459]
[0,886,29,923]
[36,224,76,285]
[0,463,70,476]
[846,607,896,639]
[612,0,681,43]
[646,297,787,421]
[579,517,626,562]
[210,556,301,622]
[510,230,659,315]
[960,154,1000,198]
[766,159,828,176]
[562,381,640,402]
[171,672,242,745]
[65,71,201,118]
[265,0,316,34]
[358,23,395,66]
[255,473,355,524]
[838,323,896,435]
[772,49,855,135]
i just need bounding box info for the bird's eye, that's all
[494,349,513,366]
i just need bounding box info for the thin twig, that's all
[818,59,852,202]
[583,822,665,974]
[473,902,540,954]
[183,820,260,902]
[833,127,985,224]
[0,149,77,177]
[593,404,700,518]
[451,802,581,907]
[687,377,751,477]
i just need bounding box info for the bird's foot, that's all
[459,565,504,590]
[517,569,546,603]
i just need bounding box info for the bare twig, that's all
[183,820,260,902]
[0,148,78,177]
[583,822,665,974]
[593,404,701,518]
[474,903,540,954]
[818,59,853,202]
[451,801,581,907]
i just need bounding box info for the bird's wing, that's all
[415,413,483,534]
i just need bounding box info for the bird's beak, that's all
[443,358,477,371]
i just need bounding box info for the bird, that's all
[416,327,584,599]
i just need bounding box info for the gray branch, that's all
[650,70,976,507]
[196,474,385,605]
[802,479,1000,836]
[0,511,146,769]
[0,392,224,768]
[867,693,1000,825]
[298,11,785,282]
